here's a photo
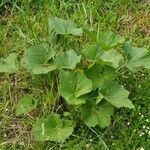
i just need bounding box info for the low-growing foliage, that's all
[16,94,38,116]
[0,53,19,73]
[33,114,74,142]
[1,16,150,143]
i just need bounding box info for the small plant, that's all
[1,16,150,142]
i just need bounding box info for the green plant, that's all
[1,16,150,143]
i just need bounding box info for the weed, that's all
[0,0,150,149]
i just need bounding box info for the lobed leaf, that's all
[98,31,125,49]
[54,49,81,69]
[100,49,124,69]
[83,44,103,61]
[85,29,125,48]
[16,95,38,116]
[85,62,116,89]
[100,81,135,109]
[33,114,74,142]
[83,44,124,69]
[123,43,150,71]
[81,101,114,128]
[59,70,92,105]
[21,43,56,74]
[49,16,83,36]
[0,53,19,73]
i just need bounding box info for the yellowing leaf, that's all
[0,53,19,73]
[33,114,74,142]
[16,95,38,116]
[59,70,92,105]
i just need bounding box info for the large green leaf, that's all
[0,53,19,73]
[85,29,124,48]
[59,70,92,105]
[85,62,116,89]
[16,95,38,116]
[33,114,74,142]
[81,101,114,128]
[98,31,125,49]
[84,27,98,41]
[100,49,124,68]
[83,44,124,68]
[49,16,83,36]
[21,43,56,74]
[54,49,81,69]
[83,44,103,61]
[123,43,150,71]
[100,81,134,109]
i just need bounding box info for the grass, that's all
[0,0,150,149]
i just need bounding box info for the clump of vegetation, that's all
[1,16,150,144]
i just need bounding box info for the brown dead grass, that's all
[118,8,150,37]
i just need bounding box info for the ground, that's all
[0,0,150,150]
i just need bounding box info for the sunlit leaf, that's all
[83,44,124,68]
[85,29,125,48]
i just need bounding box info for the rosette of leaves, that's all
[1,17,150,143]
